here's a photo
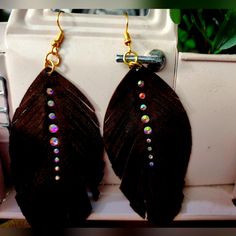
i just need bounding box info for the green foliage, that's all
[170,9,181,24]
[173,9,236,54]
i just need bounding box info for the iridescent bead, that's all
[147,146,152,151]
[54,148,59,154]
[148,154,153,160]
[46,88,54,95]
[140,104,147,111]
[47,100,55,107]
[55,166,60,171]
[55,175,60,181]
[54,157,60,163]
[139,93,146,99]
[146,138,152,143]
[137,80,144,88]
[149,162,154,167]
[141,115,150,123]
[144,126,152,135]
[48,113,56,120]
[49,124,59,134]
[50,137,59,146]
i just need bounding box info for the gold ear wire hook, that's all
[123,12,141,68]
[52,11,64,48]
[124,12,132,50]
[45,11,64,74]
[57,11,63,32]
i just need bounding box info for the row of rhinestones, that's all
[47,88,61,181]
[137,79,155,168]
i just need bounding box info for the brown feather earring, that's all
[103,12,192,225]
[9,11,104,227]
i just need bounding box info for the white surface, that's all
[1,185,236,221]
[177,53,236,186]
[0,23,6,51]
[181,53,236,62]
[2,10,236,221]
[5,9,177,116]
[5,9,177,185]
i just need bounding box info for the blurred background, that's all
[0,9,149,22]
[2,9,236,54]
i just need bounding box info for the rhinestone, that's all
[54,157,60,163]
[54,148,59,154]
[139,93,146,99]
[140,104,147,111]
[47,100,55,107]
[55,166,60,171]
[146,138,152,143]
[144,126,152,135]
[50,137,59,146]
[49,113,56,120]
[148,154,153,159]
[141,115,150,123]
[49,124,59,134]
[55,175,60,181]
[147,146,152,151]
[46,88,54,95]
[137,80,144,88]
[149,162,154,167]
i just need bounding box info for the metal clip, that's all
[116,49,166,72]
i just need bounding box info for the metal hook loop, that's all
[45,59,55,75]
[122,12,141,68]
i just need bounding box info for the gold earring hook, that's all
[124,12,131,49]
[57,11,63,32]
[44,11,64,74]
[123,12,142,68]
[53,11,64,48]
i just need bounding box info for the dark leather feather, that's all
[103,66,192,225]
[9,69,104,227]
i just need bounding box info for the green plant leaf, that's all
[185,39,196,49]
[170,9,181,24]
[177,9,236,53]
[197,9,206,30]
[182,14,193,31]
[190,13,213,47]
[211,9,236,53]
[178,28,188,43]
[218,35,236,51]
[206,24,214,38]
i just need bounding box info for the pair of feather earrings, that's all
[9,12,192,227]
